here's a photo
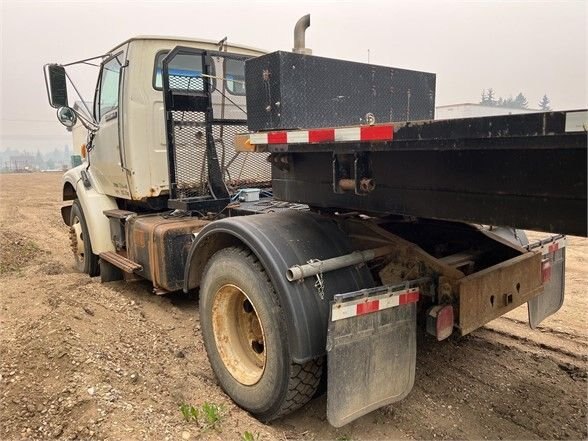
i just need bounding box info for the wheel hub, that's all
[211,284,267,385]
[69,216,85,264]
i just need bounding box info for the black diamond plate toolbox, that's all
[245,51,436,131]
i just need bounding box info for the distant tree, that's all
[481,89,531,109]
[513,93,528,109]
[538,94,551,111]
[502,96,515,107]
[35,150,44,169]
[487,88,495,102]
[480,88,497,106]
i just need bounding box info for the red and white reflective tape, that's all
[331,287,419,322]
[536,237,566,256]
[248,124,394,145]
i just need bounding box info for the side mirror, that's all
[44,64,69,108]
[56,106,77,128]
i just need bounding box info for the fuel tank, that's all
[126,214,209,292]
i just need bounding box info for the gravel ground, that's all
[0,172,586,440]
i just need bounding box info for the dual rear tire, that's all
[200,246,323,421]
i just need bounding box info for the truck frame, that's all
[44,16,587,427]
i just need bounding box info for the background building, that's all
[436,103,538,120]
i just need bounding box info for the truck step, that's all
[99,251,142,274]
[103,209,136,219]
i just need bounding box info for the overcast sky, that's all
[1,0,586,152]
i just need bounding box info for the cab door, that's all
[90,48,130,198]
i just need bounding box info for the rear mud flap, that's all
[326,291,417,427]
[528,239,566,328]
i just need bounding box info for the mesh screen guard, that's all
[162,48,271,207]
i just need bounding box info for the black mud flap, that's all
[528,236,566,328]
[326,285,418,427]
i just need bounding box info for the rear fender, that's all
[184,211,375,363]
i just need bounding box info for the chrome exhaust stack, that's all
[293,14,312,55]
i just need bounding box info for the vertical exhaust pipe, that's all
[293,14,312,55]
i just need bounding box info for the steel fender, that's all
[63,166,117,255]
[184,211,375,363]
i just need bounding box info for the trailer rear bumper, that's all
[457,235,566,335]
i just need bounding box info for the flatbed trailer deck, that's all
[242,110,587,237]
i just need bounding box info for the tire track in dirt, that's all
[498,315,588,343]
[396,331,585,440]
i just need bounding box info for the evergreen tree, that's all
[480,88,497,106]
[35,150,43,169]
[513,92,528,109]
[538,94,551,111]
[486,88,496,106]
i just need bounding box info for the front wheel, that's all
[200,246,323,422]
[69,200,99,277]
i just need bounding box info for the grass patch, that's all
[242,431,260,441]
[179,402,225,432]
[200,402,224,430]
[180,403,199,422]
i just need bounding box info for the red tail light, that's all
[541,258,552,283]
[426,305,454,341]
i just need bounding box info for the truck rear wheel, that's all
[69,200,99,277]
[200,246,323,421]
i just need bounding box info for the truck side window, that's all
[224,58,246,96]
[98,57,121,120]
[153,52,206,91]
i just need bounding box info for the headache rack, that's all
[162,47,271,212]
[238,110,587,236]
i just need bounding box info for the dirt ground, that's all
[0,172,586,441]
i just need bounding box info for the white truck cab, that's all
[45,36,266,256]
[82,36,265,200]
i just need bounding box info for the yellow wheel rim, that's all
[211,284,267,385]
